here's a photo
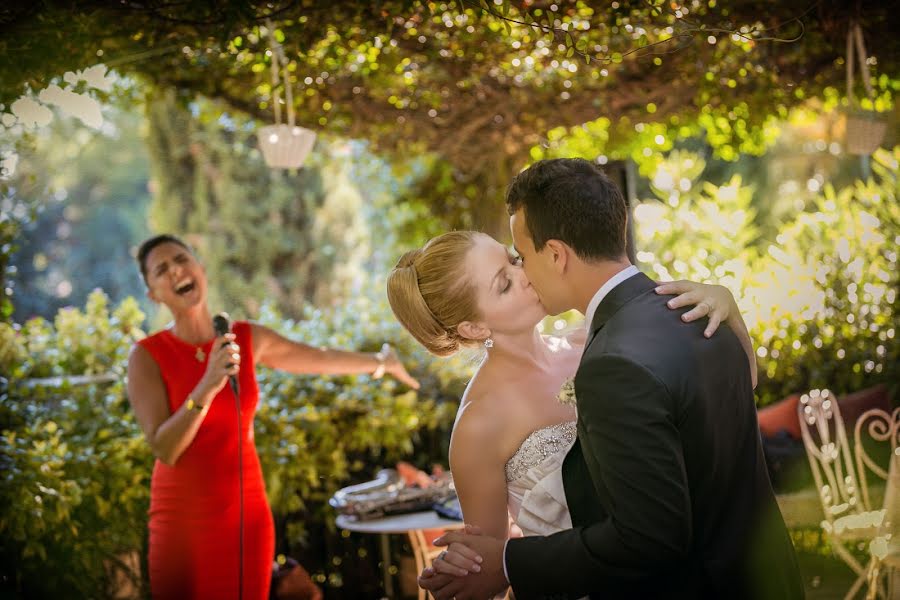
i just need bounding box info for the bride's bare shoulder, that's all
[450,376,526,457]
[453,386,512,436]
[449,400,504,469]
[460,369,531,417]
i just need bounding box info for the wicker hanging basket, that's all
[258,124,317,169]
[258,23,316,169]
[845,21,886,156]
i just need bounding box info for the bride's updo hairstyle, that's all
[387,231,483,357]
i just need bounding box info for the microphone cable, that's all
[235,381,244,600]
[214,313,243,600]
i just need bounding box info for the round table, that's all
[336,511,464,600]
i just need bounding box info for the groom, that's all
[419,158,803,599]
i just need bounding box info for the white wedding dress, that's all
[505,420,578,536]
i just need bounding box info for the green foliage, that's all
[0,193,36,322]
[0,386,153,598]
[2,290,146,379]
[253,297,463,526]
[0,289,470,596]
[634,150,760,283]
[0,137,44,323]
[144,90,383,322]
[634,147,900,407]
[5,0,898,234]
[745,148,899,405]
[533,116,684,177]
[0,292,149,598]
[8,106,152,322]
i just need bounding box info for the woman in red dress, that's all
[127,234,419,600]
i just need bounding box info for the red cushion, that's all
[758,393,802,439]
[836,384,890,426]
[757,384,892,441]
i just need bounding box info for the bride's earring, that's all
[484,337,494,348]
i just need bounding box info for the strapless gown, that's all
[505,421,577,536]
[505,420,587,599]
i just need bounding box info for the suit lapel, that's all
[563,271,658,526]
[583,272,658,352]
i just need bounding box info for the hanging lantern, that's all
[844,22,886,156]
[258,124,316,169]
[258,23,316,169]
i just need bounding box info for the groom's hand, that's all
[427,529,509,599]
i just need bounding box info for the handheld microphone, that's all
[213,312,240,398]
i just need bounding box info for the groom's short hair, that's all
[506,158,627,261]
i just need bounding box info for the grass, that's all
[798,550,862,599]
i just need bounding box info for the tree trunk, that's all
[143,88,371,319]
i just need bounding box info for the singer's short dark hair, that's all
[137,234,193,284]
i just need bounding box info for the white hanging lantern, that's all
[258,23,316,169]
[258,124,316,169]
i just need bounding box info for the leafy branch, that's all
[453,0,809,65]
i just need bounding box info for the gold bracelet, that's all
[184,396,206,413]
[372,343,390,379]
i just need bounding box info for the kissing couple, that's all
[386,158,803,599]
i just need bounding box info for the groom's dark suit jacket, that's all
[506,272,803,599]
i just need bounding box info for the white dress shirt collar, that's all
[583,265,640,331]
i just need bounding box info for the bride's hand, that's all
[431,540,484,577]
[655,280,738,338]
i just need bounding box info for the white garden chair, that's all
[797,389,888,599]
[853,407,899,600]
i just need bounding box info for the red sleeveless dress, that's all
[138,321,274,600]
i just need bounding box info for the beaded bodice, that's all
[505,421,577,483]
[504,420,577,539]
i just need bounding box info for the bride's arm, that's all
[566,281,754,383]
[431,406,511,577]
[655,280,758,389]
[449,415,511,541]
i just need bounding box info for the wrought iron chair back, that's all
[799,389,864,523]
[854,407,900,512]
[853,407,899,600]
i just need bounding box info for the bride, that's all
[386,230,756,576]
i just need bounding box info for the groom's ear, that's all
[544,239,569,273]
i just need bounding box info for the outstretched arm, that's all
[250,323,419,388]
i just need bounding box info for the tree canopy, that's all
[3,0,899,233]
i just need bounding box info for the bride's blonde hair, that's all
[387,231,483,357]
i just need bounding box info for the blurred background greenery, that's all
[1,1,898,598]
